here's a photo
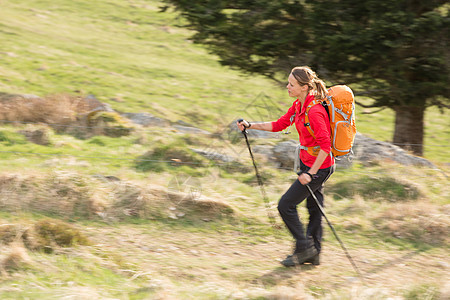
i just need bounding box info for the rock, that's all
[83,95,110,111]
[121,112,169,127]
[267,133,437,170]
[437,261,449,269]
[191,148,236,163]
[0,92,40,102]
[18,128,51,146]
[173,125,211,135]
[272,140,298,169]
[252,145,275,157]
[17,94,40,100]
[272,139,356,170]
[175,120,193,127]
[228,120,279,139]
[353,133,436,168]
[252,145,279,165]
[92,175,121,182]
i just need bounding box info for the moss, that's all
[31,219,90,252]
[328,175,421,201]
[1,219,90,253]
[135,141,209,173]
[88,111,133,137]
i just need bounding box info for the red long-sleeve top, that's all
[271,94,334,169]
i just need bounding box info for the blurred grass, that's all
[0,1,449,298]
[0,0,448,162]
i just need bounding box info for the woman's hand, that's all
[298,173,312,185]
[236,119,250,132]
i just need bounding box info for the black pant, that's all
[277,161,334,253]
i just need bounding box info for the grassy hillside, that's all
[0,0,448,161]
[0,0,449,299]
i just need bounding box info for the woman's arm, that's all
[236,121,273,132]
[237,100,296,133]
[298,149,329,185]
[248,122,273,131]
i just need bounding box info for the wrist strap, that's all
[305,172,318,180]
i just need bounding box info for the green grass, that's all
[0,253,153,299]
[0,0,449,299]
[1,0,448,162]
[0,0,286,127]
[328,174,422,201]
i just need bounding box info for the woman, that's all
[237,66,335,267]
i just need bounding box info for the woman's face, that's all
[286,73,307,98]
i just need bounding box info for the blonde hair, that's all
[291,66,327,99]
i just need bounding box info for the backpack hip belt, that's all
[293,144,323,173]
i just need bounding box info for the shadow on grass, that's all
[363,249,423,278]
[259,264,317,287]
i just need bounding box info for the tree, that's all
[162,0,450,156]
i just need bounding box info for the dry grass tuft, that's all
[374,202,450,245]
[0,224,23,245]
[0,243,32,275]
[0,171,233,222]
[106,181,166,219]
[105,181,234,221]
[174,195,235,217]
[0,93,90,126]
[0,93,133,138]
[0,172,106,219]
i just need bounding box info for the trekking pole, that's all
[305,183,365,282]
[237,119,278,228]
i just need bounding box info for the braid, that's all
[291,66,328,99]
[313,78,327,100]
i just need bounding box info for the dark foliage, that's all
[162,0,450,155]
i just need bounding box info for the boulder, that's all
[228,119,279,139]
[252,145,277,163]
[191,148,236,163]
[121,112,169,127]
[352,133,436,168]
[83,94,114,112]
[272,140,298,169]
[173,125,211,135]
[266,133,436,170]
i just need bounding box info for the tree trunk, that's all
[393,106,424,156]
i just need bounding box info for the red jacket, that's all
[271,94,334,168]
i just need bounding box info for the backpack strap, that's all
[284,99,299,135]
[301,99,332,157]
[304,99,322,138]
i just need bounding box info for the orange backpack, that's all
[304,85,356,157]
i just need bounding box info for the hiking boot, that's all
[304,253,320,265]
[280,253,320,267]
[280,246,318,267]
[280,254,296,267]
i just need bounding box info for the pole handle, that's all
[237,118,250,132]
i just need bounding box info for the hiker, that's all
[237,66,335,267]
